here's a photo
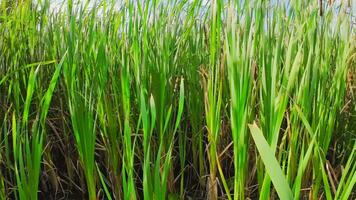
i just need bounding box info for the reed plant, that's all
[0,0,355,199]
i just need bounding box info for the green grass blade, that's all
[248,123,293,200]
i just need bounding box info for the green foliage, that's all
[0,0,355,199]
[248,123,293,200]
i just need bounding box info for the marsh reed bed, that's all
[0,0,355,199]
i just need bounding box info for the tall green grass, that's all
[0,0,355,199]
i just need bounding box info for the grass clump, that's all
[0,0,355,199]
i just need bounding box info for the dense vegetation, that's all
[0,0,355,199]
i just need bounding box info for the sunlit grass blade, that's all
[248,123,293,200]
